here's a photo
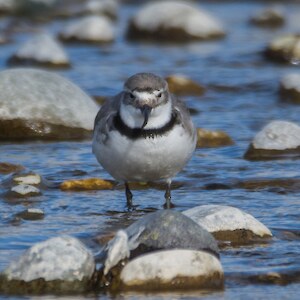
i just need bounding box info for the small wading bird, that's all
[92,73,196,209]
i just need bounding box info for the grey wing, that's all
[93,92,122,145]
[172,94,196,138]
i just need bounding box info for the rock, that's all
[60,178,114,191]
[59,15,115,44]
[126,1,225,42]
[0,162,24,174]
[82,0,118,20]
[250,7,285,27]
[1,236,95,294]
[0,0,16,14]
[120,249,224,290]
[197,128,234,148]
[244,120,300,160]
[13,174,41,185]
[264,34,300,64]
[11,184,41,197]
[0,68,98,140]
[184,205,272,245]
[165,75,205,96]
[7,33,70,68]
[124,210,219,258]
[280,73,300,104]
[15,208,45,221]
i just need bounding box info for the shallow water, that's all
[1,1,300,299]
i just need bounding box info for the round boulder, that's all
[250,7,285,27]
[2,235,95,294]
[244,120,300,160]
[0,68,99,140]
[184,205,272,245]
[59,15,115,44]
[280,73,300,104]
[126,1,225,42]
[264,34,300,64]
[197,128,234,148]
[7,33,70,68]
[120,249,224,291]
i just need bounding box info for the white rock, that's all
[120,249,223,287]
[11,34,70,65]
[184,205,272,237]
[60,16,115,43]
[26,208,44,215]
[13,174,41,185]
[0,68,98,130]
[252,120,300,150]
[11,184,40,195]
[131,1,224,39]
[280,73,300,93]
[83,0,118,19]
[4,236,95,282]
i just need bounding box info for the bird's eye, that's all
[157,93,162,98]
[129,93,134,99]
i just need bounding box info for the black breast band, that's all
[113,112,179,139]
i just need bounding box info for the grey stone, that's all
[0,68,98,140]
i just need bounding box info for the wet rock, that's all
[0,0,17,14]
[124,210,219,257]
[264,34,300,64]
[1,236,95,294]
[10,184,41,197]
[60,178,114,191]
[15,208,45,221]
[59,16,115,44]
[250,7,285,27]
[249,270,300,285]
[280,73,300,104]
[7,34,70,68]
[166,75,205,96]
[197,128,234,148]
[126,1,225,43]
[244,120,300,160]
[82,0,118,20]
[0,68,98,140]
[184,205,272,245]
[0,162,24,174]
[13,174,41,185]
[120,249,224,291]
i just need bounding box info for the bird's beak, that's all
[140,105,152,129]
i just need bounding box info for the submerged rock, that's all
[264,34,300,64]
[1,236,95,294]
[7,33,70,68]
[280,73,300,104]
[11,184,41,197]
[0,68,98,140]
[0,162,24,174]
[250,7,285,27]
[184,205,272,245]
[126,1,225,42]
[15,208,45,221]
[60,178,114,191]
[120,249,224,291]
[59,16,115,44]
[244,120,300,160]
[166,75,205,96]
[197,128,234,148]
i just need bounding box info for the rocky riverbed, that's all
[0,0,300,299]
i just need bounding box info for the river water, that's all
[0,1,300,299]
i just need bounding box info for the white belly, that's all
[93,125,196,182]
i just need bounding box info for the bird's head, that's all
[120,73,171,129]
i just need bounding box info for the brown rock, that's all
[166,75,205,96]
[250,8,285,27]
[60,178,114,191]
[0,162,24,174]
[197,128,234,148]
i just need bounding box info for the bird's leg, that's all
[164,179,174,209]
[125,182,133,209]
